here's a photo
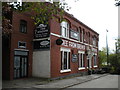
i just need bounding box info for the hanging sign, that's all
[34,24,50,39]
[72,54,78,62]
[62,39,85,50]
[70,29,79,40]
[34,39,50,50]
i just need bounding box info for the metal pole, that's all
[106,29,109,66]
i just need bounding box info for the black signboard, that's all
[72,54,78,62]
[70,29,79,40]
[34,24,50,39]
[34,39,50,50]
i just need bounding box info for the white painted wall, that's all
[32,50,50,78]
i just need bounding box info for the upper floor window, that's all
[93,37,96,46]
[70,29,79,40]
[20,20,27,33]
[93,55,97,66]
[88,32,90,44]
[18,41,26,49]
[61,21,69,38]
[78,27,81,42]
[81,29,84,42]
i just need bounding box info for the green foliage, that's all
[110,66,115,73]
[99,47,107,67]
[2,1,71,35]
[108,38,120,73]
[109,54,118,66]
[14,2,65,25]
[115,0,120,6]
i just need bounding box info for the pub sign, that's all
[34,24,50,39]
[72,54,78,62]
[70,29,79,40]
[34,39,50,50]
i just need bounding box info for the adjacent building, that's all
[2,9,99,80]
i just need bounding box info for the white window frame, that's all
[93,54,97,67]
[60,47,71,73]
[93,37,96,46]
[78,51,85,70]
[20,20,27,33]
[78,28,81,42]
[81,30,84,42]
[61,21,69,38]
[18,41,26,49]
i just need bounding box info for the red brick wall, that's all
[5,11,99,79]
[9,12,35,80]
[50,14,99,78]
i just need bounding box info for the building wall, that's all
[3,10,99,80]
[2,36,10,80]
[32,50,50,78]
[9,12,35,80]
[50,14,99,78]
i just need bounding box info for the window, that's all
[82,29,84,42]
[93,37,96,46]
[78,27,81,42]
[78,51,85,70]
[60,48,71,73]
[94,55,97,66]
[14,50,28,56]
[18,41,26,48]
[88,32,90,44]
[61,21,69,38]
[20,20,27,33]
[70,29,79,40]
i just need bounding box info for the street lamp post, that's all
[106,29,109,66]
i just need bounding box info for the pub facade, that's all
[2,10,99,80]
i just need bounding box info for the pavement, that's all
[2,74,108,89]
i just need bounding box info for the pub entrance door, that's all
[14,50,28,79]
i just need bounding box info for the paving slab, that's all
[2,74,108,89]
[32,74,108,89]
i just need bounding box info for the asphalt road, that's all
[66,75,118,88]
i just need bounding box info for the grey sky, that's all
[18,0,118,52]
[65,0,118,52]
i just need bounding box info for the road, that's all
[65,75,118,88]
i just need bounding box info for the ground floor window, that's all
[60,47,71,72]
[78,51,85,70]
[94,55,97,66]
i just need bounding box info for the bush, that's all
[110,66,115,74]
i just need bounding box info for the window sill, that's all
[18,46,26,49]
[61,36,69,39]
[60,69,71,73]
[87,67,92,69]
[78,67,85,70]
[94,65,97,67]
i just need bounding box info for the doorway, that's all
[14,50,28,79]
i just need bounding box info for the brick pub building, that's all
[2,9,99,80]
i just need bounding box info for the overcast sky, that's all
[19,0,118,52]
[64,0,118,52]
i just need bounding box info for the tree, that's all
[115,38,120,66]
[2,1,71,36]
[115,38,120,54]
[109,54,118,67]
[106,38,120,74]
[115,0,120,6]
[99,47,107,67]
